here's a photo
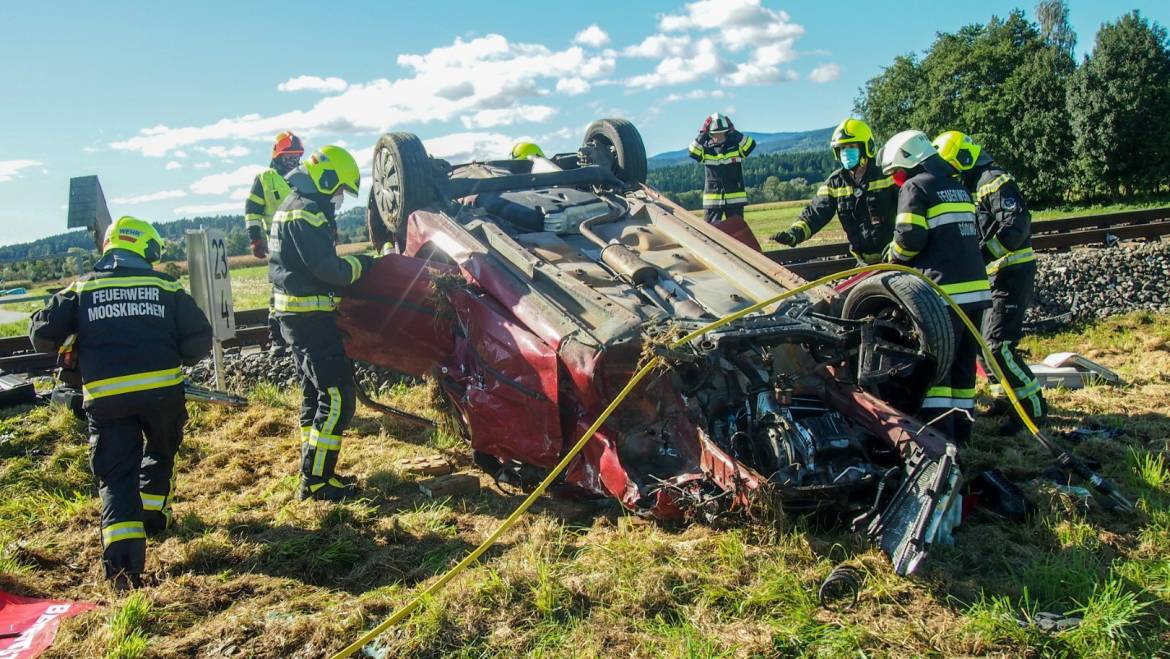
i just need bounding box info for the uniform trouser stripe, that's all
[311,387,342,477]
[1000,342,1044,418]
[103,521,146,545]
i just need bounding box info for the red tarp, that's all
[0,591,96,659]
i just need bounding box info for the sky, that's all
[2,0,1167,246]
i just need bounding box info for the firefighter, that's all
[246,131,304,351]
[933,130,1047,433]
[879,130,991,446]
[511,141,545,159]
[269,145,374,501]
[688,112,760,250]
[771,118,897,265]
[29,217,212,587]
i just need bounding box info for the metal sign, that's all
[66,176,113,250]
[187,228,236,341]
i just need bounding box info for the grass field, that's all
[0,311,1167,657]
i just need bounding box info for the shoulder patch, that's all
[1002,197,1019,211]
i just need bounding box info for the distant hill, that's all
[648,126,834,169]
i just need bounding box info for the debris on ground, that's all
[418,473,481,499]
[1030,352,1123,388]
[396,455,453,477]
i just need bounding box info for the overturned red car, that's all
[340,119,962,575]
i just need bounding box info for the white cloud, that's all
[556,77,591,95]
[0,159,43,182]
[623,34,691,59]
[662,89,726,103]
[202,145,250,159]
[460,105,557,129]
[625,0,805,89]
[173,150,188,159]
[229,187,251,201]
[808,63,841,83]
[194,162,212,169]
[173,202,239,216]
[423,132,514,163]
[627,37,722,89]
[189,165,266,195]
[278,75,348,93]
[164,161,183,170]
[110,34,615,158]
[111,189,187,204]
[574,25,610,48]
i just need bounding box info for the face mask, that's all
[839,146,861,170]
[332,192,345,213]
[891,169,909,187]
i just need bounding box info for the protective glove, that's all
[250,239,268,259]
[771,230,798,247]
[882,242,897,263]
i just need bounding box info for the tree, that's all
[1037,0,1076,55]
[855,10,1075,203]
[1068,12,1170,197]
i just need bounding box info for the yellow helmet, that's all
[511,141,545,159]
[831,118,876,158]
[103,216,165,264]
[304,145,360,196]
[932,130,982,171]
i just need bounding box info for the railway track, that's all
[771,206,1170,279]
[1,207,1167,371]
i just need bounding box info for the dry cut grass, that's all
[0,315,1167,657]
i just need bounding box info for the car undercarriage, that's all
[339,119,963,574]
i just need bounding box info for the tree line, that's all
[856,2,1170,204]
[0,208,368,286]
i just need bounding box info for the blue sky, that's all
[2,0,1166,246]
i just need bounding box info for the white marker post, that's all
[186,229,236,389]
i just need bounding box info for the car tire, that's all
[372,132,435,251]
[842,272,956,406]
[366,189,392,252]
[583,118,647,185]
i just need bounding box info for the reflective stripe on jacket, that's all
[268,192,363,315]
[791,166,897,264]
[965,164,1034,276]
[889,161,992,311]
[244,168,292,234]
[28,254,213,412]
[689,132,756,208]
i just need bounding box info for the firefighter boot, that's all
[299,476,357,502]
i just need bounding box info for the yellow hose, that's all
[330,263,1046,658]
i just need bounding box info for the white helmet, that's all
[878,130,937,175]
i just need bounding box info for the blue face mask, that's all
[839,146,861,170]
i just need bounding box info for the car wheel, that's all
[583,118,647,185]
[842,272,956,409]
[372,132,435,251]
[366,189,392,252]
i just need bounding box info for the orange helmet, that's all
[272,131,304,159]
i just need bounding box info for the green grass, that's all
[2,264,1170,656]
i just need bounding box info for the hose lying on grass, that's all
[331,263,1132,659]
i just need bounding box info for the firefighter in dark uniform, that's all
[30,217,212,587]
[772,118,897,264]
[688,112,760,250]
[934,130,1047,433]
[268,145,374,501]
[879,130,992,445]
[246,131,303,351]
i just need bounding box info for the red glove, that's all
[251,239,268,259]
